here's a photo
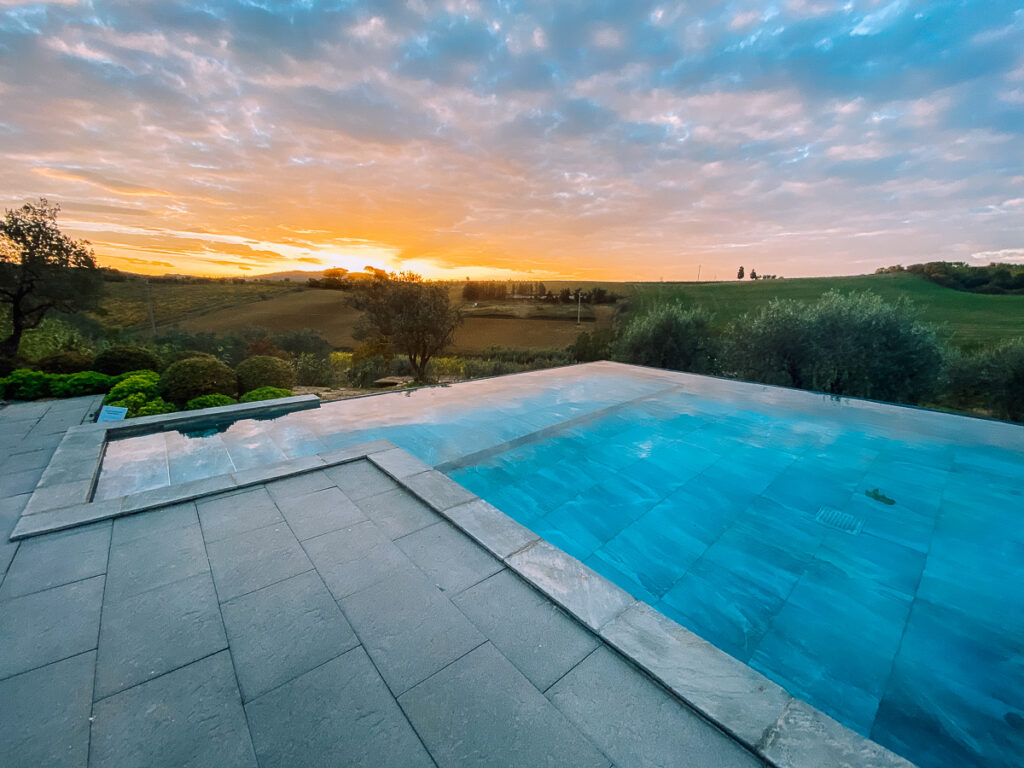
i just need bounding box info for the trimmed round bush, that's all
[104,370,160,404]
[239,386,292,403]
[105,392,176,418]
[93,345,162,375]
[38,350,94,374]
[186,393,239,410]
[51,371,115,398]
[159,357,236,404]
[1,369,51,400]
[236,355,294,393]
[165,349,220,365]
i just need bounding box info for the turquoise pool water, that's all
[95,363,1024,768]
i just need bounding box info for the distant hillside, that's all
[248,269,325,282]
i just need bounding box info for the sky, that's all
[0,1,1022,281]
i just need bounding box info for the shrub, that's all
[239,386,293,403]
[329,351,353,368]
[567,329,616,363]
[105,392,176,418]
[38,350,94,373]
[346,357,388,387]
[93,345,163,375]
[186,393,239,410]
[159,357,236,404]
[104,370,160,404]
[271,329,332,358]
[986,338,1024,421]
[164,349,220,365]
[17,317,94,361]
[51,371,115,398]
[294,353,334,386]
[1,368,51,400]
[245,337,289,359]
[431,356,465,378]
[727,291,943,404]
[615,304,718,374]
[236,355,295,393]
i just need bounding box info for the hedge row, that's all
[1,357,296,419]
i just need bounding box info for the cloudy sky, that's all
[1,1,1022,280]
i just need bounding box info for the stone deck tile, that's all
[3,447,55,474]
[340,568,486,695]
[220,570,358,702]
[395,519,504,594]
[355,486,439,539]
[94,571,227,699]
[453,569,600,691]
[547,646,762,768]
[0,467,46,497]
[398,642,611,768]
[109,501,198,548]
[0,651,95,768]
[104,523,209,603]
[323,460,396,500]
[0,575,105,680]
[0,521,110,600]
[89,651,257,768]
[205,522,312,602]
[197,486,282,543]
[302,519,420,600]
[245,647,433,768]
[264,469,336,501]
[274,485,366,541]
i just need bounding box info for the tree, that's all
[750,269,758,280]
[0,199,102,358]
[614,303,717,373]
[737,266,745,280]
[348,271,463,382]
[726,291,944,404]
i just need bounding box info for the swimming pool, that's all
[94,362,1024,768]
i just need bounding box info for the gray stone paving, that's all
[0,398,766,768]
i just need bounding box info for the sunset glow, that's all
[1,1,1022,279]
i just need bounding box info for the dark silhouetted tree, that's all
[0,199,102,358]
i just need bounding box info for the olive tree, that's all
[0,199,102,358]
[614,303,718,373]
[727,290,944,404]
[348,271,462,382]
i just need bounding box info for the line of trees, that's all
[736,266,780,280]
[573,291,1023,421]
[877,261,1024,294]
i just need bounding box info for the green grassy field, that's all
[626,273,1024,350]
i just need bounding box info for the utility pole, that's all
[696,265,701,282]
[576,290,582,326]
